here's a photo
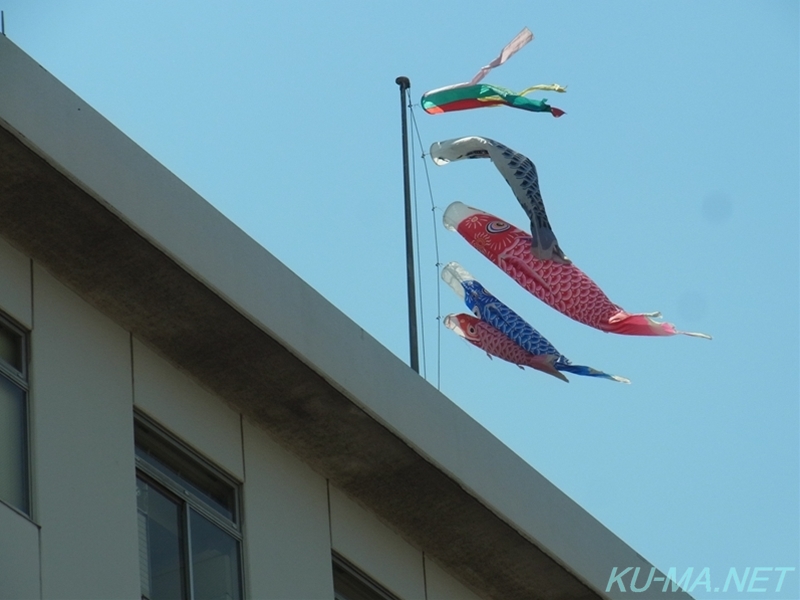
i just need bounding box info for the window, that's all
[333,554,400,600]
[135,416,243,600]
[0,314,29,515]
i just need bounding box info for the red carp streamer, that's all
[443,202,711,339]
[445,313,568,382]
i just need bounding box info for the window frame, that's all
[134,412,244,600]
[0,311,31,517]
[0,313,27,383]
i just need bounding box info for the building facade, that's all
[0,35,689,600]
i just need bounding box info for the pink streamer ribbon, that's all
[468,27,534,86]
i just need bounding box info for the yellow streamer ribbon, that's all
[518,84,568,95]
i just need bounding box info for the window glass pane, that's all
[0,321,22,372]
[135,422,236,522]
[137,477,187,600]
[189,509,242,600]
[0,374,28,513]
[333,558,400,600]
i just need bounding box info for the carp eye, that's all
[472,307,481,318]
[486,221,510,233]
[467,325,477,335]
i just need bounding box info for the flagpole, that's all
[395,76,419,374]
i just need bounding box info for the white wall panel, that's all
[132,338,243,479]
[0,236,31,328]
[0,503,40,600]
[424,556,484,600]
[31,265,139,599]
[330,486,425,600]
[242,419,333,599]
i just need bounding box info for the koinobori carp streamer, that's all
[443,202,711,339]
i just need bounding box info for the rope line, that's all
[409,102,428,380]
[409,104,443,389]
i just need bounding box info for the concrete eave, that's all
[0,36,690,600]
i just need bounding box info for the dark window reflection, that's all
[137,477,187,600]
[0,374,28,512]
[0,321,22,372]
[189,509,242,600]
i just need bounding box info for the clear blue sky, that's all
[3,2,797,597]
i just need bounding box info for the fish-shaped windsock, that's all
[443,202,712,339]
[445,313,568,382]
[420,27,566,118]
[430,136,569,264]
[421,83,566,117]
[442,262,630,383]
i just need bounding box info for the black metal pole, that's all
[395,76,419,373]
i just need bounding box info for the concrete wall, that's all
[132,338,244,480]
[0,236,30,329]
[330,485,426,599]
[0,503,40,600]
[330,486,479,600]
[0,236,485,600]
[329,486,484,600]
[242,419,333,599]
[425,558,484,600]
[31,264,140,599]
